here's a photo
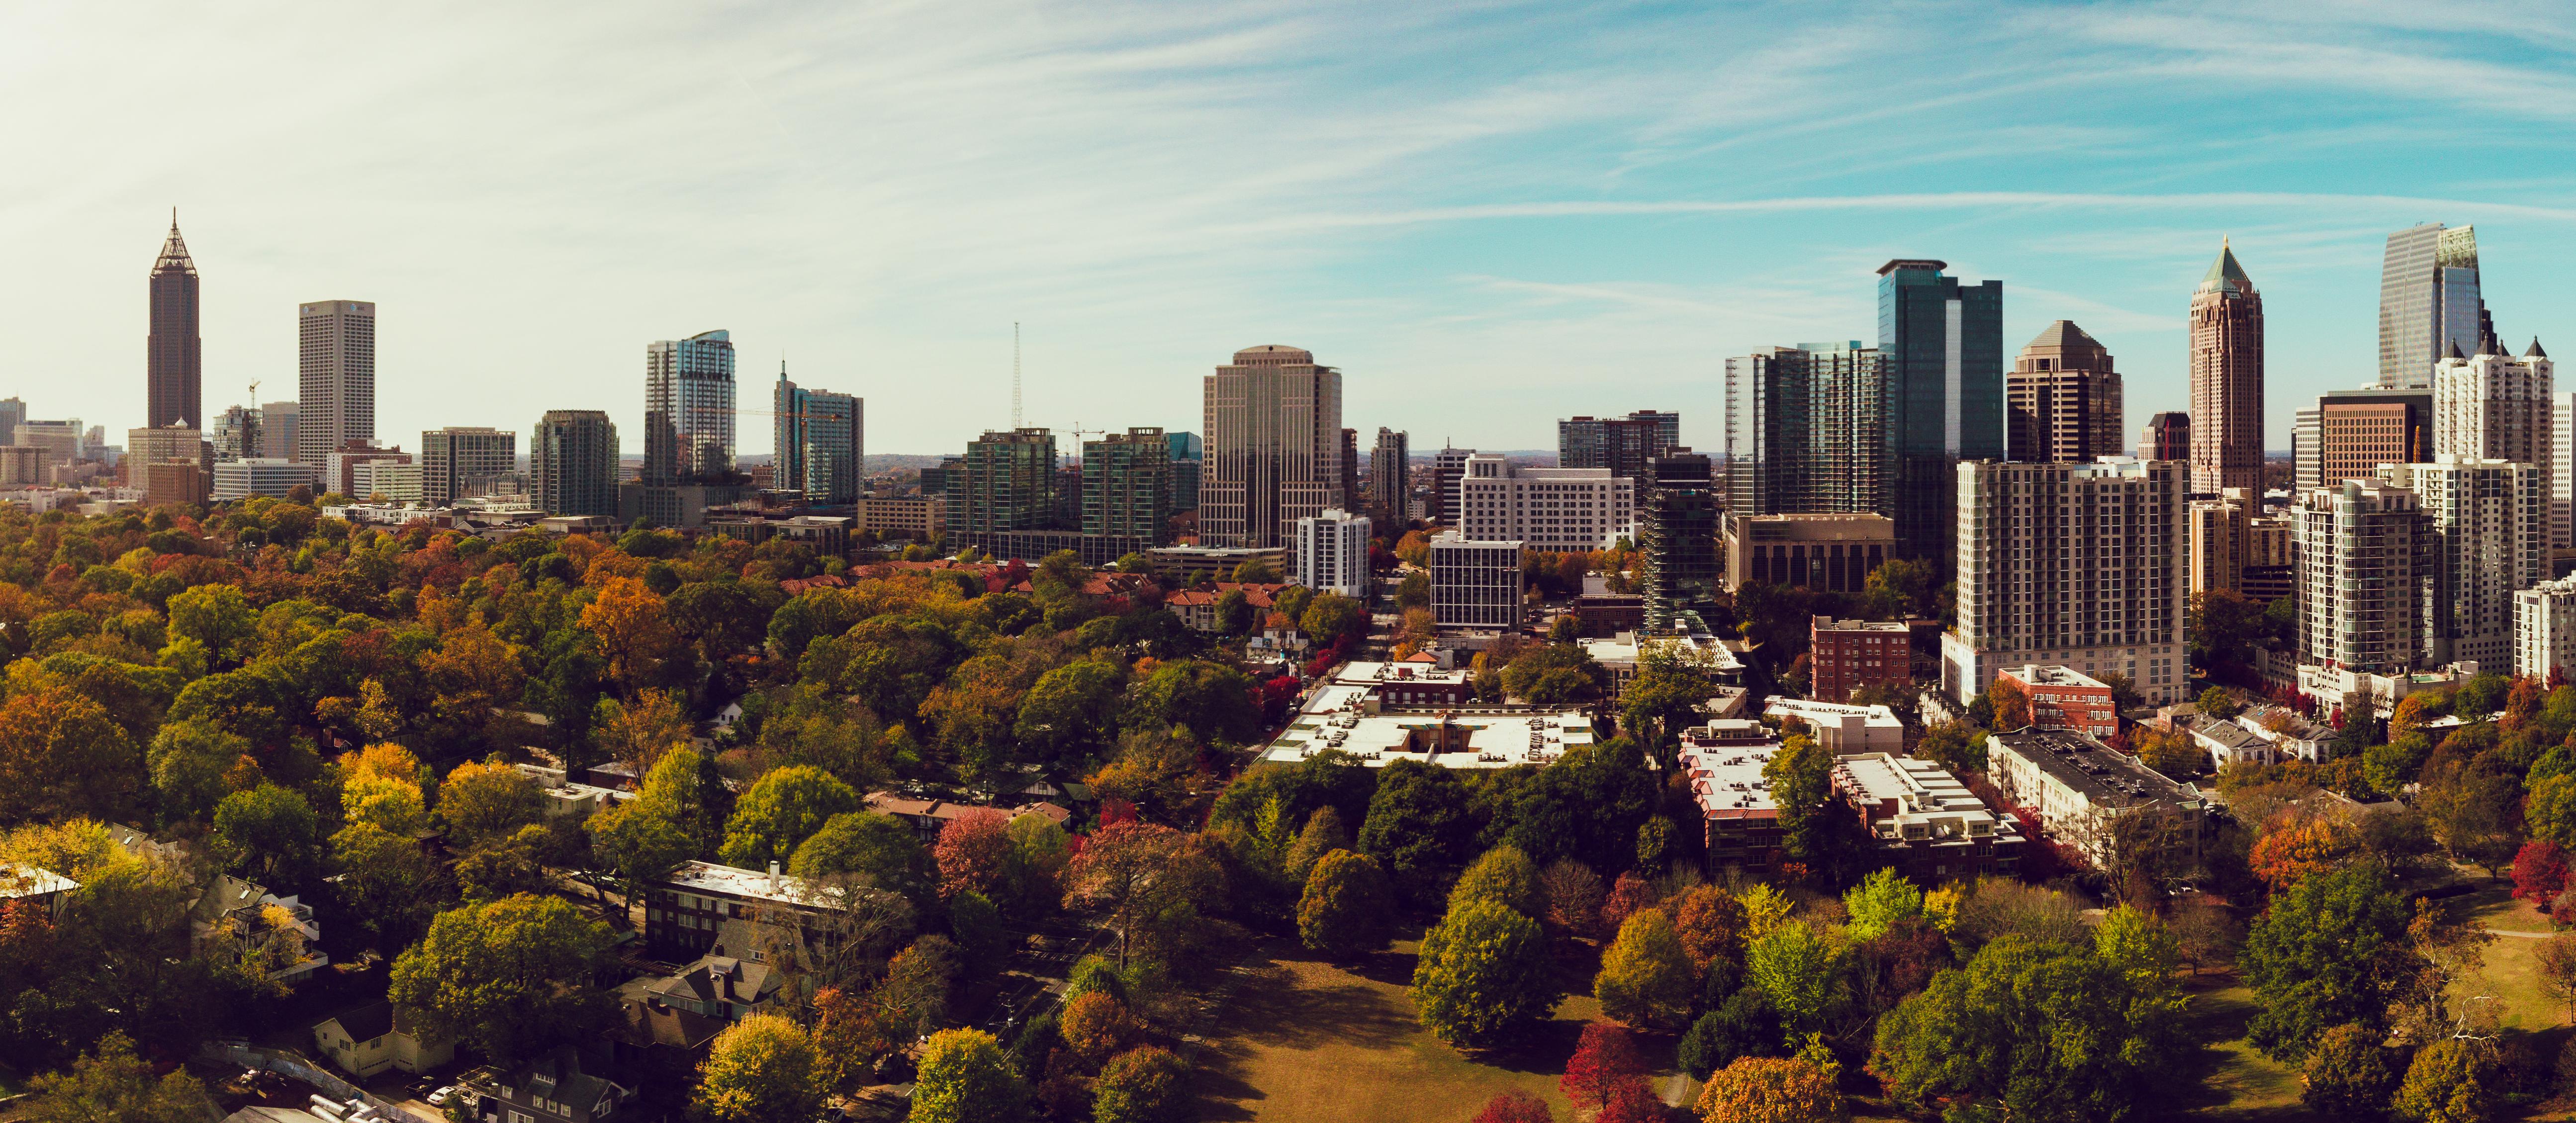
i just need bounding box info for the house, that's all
[461,1046,633,1123]
[2185,716,2276,770]
[862,792,1070,842]
[311,1000,454,1078]
[191,875,328,984]
[514,763,637,819]
[2234,705,2334,762]
[615,955,782,1051]
[0,863,77,919]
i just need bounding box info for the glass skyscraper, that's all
[1723,342,1880,519]
[645,329,736,483]
[1877,259,2003,565]
[2380,223,2492,389]
[772,362,863,504]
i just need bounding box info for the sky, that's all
[7,0,2576,459]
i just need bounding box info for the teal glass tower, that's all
[1876,259,2003,568]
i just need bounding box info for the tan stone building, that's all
[1200,345,1344,549]
[2006,320,2122,463]
[2190,241,2264,494]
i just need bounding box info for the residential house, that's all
[311,1000,454,1079]
[0,863,76,918]
[615,955,782,1052]
[461,1046,633,1123]
[861,793,1072,843]
[2235,705,2334,762]
[191,875,328,984]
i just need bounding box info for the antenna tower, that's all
[1012,322,1022,430]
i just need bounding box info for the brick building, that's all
[1809,616,1911,701]
[1995,664,2118,737]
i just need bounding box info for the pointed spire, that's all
[2446,338,2467,361]
[153,210,196,277]
[2197,237,2252,296]
[2529,338,2550,360]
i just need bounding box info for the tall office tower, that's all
[2187,489,2253,595]
[261,401,298,460]
[1371,428,1411,525]
[2555,386,2576,551]
[421,427,518,505]
[771,363,863,504]
[644,330,736,483]
[531,410,621,517]
[210,405,261,464]
[945,428,1058,537]
[2432,341,2552,514]
[1943,458,2188,706]
[2138,411,2189,463]
[1199,345,1343,549]
[2005,321,2122,463]
[2295,388,2433,492]
[2381,457,2545,667]
[2293,477,2433,671]
[1164,432,1201,513]
[1082,427,1172,541]
[1722,350,1809,518]
[1560,410,1682,483]
[18,420,83,468]
[2189,241,2264,495]
[0,397,22,447]
[1455,453,1636,552]
[1431,447,1475,523]
[1640,451,1721,630]
[148,216,202,431]
[1877,260,2004,565]
[1293,508,1372,598]
[1339,428,1360,512]
[2380,223,2493,390]
[296,300,376,464]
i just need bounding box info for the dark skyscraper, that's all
[1642,450,1721,631]
[2139,411,2190,463]
[532,410,620,517]
[148,214,202,431]
[1559,410,1680,484]
[1877,259,2004,565]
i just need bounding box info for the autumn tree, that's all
[1561,1020,1649,1117]
[389,893,615,1058]
[1470,1090,1553,1123]
[1059,991,1143,1069]
[437,757,546,847]
[2537,934,2576,1024]
[935,807,1020,902]
[581,575,686,695]
[0,688,138,826]
[1596,908,1694,1030]
[718,764,860,870]
[2299,1023,2396,1118]
[592,689,694,774]
[1695,1055,1844,1123]
[911,1028,1031,1123]
[1061,821,1220,970]
[693,1014,824,1123]
[1410,899,1555,1048]
[1540,858,1607,939]
[1448,844,1543,918]
[24,1031,217,1123]
[1091,1045,1188,1123]
[2392,1038,2496,1123]
[1985,676,2032,731]
[1298,849,1390,959]
[585,799,696,912]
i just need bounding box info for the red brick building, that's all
[1996,664,2118,737]
[1809,616,1911,701]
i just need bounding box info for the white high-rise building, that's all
[2293,477,2432,674]
[297,301,375,464]
[2552,385,2574,551]
[1455,454,1635,552]
[2433,342,2551,473]
[1943,458,2188,706]
[2514,576,2576,682]
[1292,508,1372,599]
[2381,457,2546,668]
[1429,532,1523,629]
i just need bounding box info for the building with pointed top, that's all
[771,363,861,504]
[2381,223,2493,390]
[2190,241,2264,495]
[2006,320,2121,464]
[148,215,202,432]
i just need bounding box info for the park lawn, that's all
[2172,980,2331,1122]
[2463,877,2555,935]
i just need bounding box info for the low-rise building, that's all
[1765,698,1906,754]
[191,875,328,985]
[705,513,853,556]
[861,792,1071,842]
[210,458,316,501]
[1810,616,1911,701]
[1988,729,2208,869]
[1995,665,2117,737]
[615,953,783,1052]
[1162,581,1288,632]
[1325,659,1478,709]
[643,861,840,964]
[855,494,943,540]
[311,1000,454,1079]
[0,863,76,917]
[1429,532,1523,628]
[460,1046,633,1123]
[1582,631,1745,697]
[1832,752,2022,882]
[2232,704,2334,762]
[1678,724,1782,871]
[1722,512,1897,594]
[1257,707,1597,770]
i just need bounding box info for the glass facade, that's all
[1878,260,2002,567]
[773,365,862,504]
[2380,223,2491,389]
[946,428,1058,535]
[1722,343,1878,519]
[645,330,736,483]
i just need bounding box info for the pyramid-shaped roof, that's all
[2528,338,2549,360]
[2024,319,2105,353]
[2196,238,2253,296]
[153,211,195,277]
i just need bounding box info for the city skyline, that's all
[7,4,2576,458]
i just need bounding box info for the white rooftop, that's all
[1765,697,1904,729]
[1334,660,1471,687]
[663,860,826,907]
[0,863,76,899]
[2003,664,2108,689]
[1582,631,1744,673]
[1261,708,1596,769]
[1678,727,1780,817]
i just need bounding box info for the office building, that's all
[1944,458,2188,706]
[1641,450,1722,630]
[532,410,621,518]
[644,330,737,484]
[1723,513,1896,594]
[1431,447,1475,523]
[1455,454,1634,552]
[1429,532,1523,628]
[1371,427,1410,526]
[1081,427,1171,541]
[351,460,425,504]
[1810,616,1912,701]
[126,423,208,477]
[946,428,1058,536]
[210,405,259,463]
[772,363,862,504]
[2295,387,2433,493]
[1724,343,1882,518]
[296,300,375,465]
[1294,508,1371,598]
[2432,342,2552,529]
[320,442,407,499]
[2190,241,2264,495]
[0,398,21,448]
[1878,260,2005,565]
[1199,345,1343,549]
[261,400,298,461]
[420,427,517,506]
[1165,432,1201,513]
[2292,477,2432,673]
[2382,457,2545,668]
[0,446,40,486]
[2514,576,2576,681]
[148,216,202,431]
[2138,411,2189,463]
[2187,489,2253,596]
[212,459,317,502]
[2380,223,2493,390]
[2005,321,2121,464]
[142,462,207,508]
[1561,410,1681,485]
[19,420,83,468]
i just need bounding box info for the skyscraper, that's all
[1559,410,1681,484]
[2005,321,2121,463]
[1082,427,1172,541]
[2381,457,2544,668]
[1371,427,1411,526]
[210,405,260,464]
[261,401,298,461]
[2293,477,2432,672]
[1641,451,1721,630]
[643,330,736,483]
[2189,241,2263,494]
[2432,340,2552,474]
[1339,428,1360,513]
[1199,345,1343,549]
[0,397,21,448]
[2293,388,2431,493]
[1431,447,1475,524]
[532,410,620,517]
[772,362,863,504]
[2554,383,2574,551]
[2138,411,2189,463]
[945,428,1058,537]
[1166,432,1201,514]
[148,215,202,432]
[2380,223,2493,390]
[421,426,518,505]
[296,300,376,464]
[1945,458,2188,705]
[1877,260,2004,564]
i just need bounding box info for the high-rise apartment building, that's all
[1199,346,1343,549]
[148,216,202,431]
[1339,428,1360,513]
[211,405,260,464]
[2381,457,2546,668]
[1455,454,1635,552]
[421,427,518,506]
[2293,477,2432,672]
[1429,532,1523,628]
[1082,427,1172,541]
[2515,576,2576,681]
[296,300,375,464]
[1641,451,1722,630]
[772,363,862,504]
[946,428,1058,536]
[1293,508,1372,598]
[2138,411,2189,463]
[645,330,736,483]
[261,401,298,461]
[0,397,23,448]
[2005,321,2121,464]
[1724,343,1882,517]
[1560,410,1681,485]
[2189,241,2264,495]
[1944,458,2188,706]
[1877,260,2004,564]
[2432,343,2552,536]
[2187,489,2253,596]
[532,410,621,517]
[2555,385,2575,552]
[2380,223,2493,390]
[1370,428,1410,526]
[2294,388,2432,493]
[1431,447,1475,524]
[1165,432,1201,513]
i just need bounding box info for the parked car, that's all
[427,1086,458,1106]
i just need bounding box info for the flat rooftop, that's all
[1991,729,2202,811]
[1765,698,1904,730]
[661,860,827,907]
[1679,728,1779,821]
[1260,708,1596,769]
[1582,632,1745,673]
[2004,664,2108,689]
[1334,660,1472,687]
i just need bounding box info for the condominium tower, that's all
[772,362,863,504]
[1559,410,1681,484]
[1081,427,1172,541]
[2293,388,2432,493]
[2005,321,2121,464]
[296,300,376,464]
[945,428,1058,536]
[644,330,736,483]
[1723,342,1880,517]
[1200,346,1343,549]
[1878,260,2004,565]
[1455,454,1635,552]
[2293,478,2432,673]
[1371,427,1410,526]
[531,410,620,517]
[2138,412,2189,463]
[2432,340,2552,513]
[1944,458,2189,706]
[1641,451,1722,630]
[148,216,202,431]
[420,426,518,506]
[2380,223,2493,390]
[2381,457,2545,668]
[2189,241,2264,495]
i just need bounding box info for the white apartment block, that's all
[421,426,518,506]
[351,460,425,504]
[1943,458,2188,707]
[2293,477,2431,675]
[2434,345,2550,544]
[2516,576,2576,682]
[1429,532,1523,628]
[2379,456,2545,668]
[1292,507,1372,599]
[2554,388,2575,551]
[211,459,317,502]
[1454,453,1634,552]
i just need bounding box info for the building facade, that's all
[1723,512,1896,594]
[2514,575,2576,682]
[532,410,621,517]
[1832,752,2022,883]
[1878,260,2004,565]
[2381,222,2492,390]
[1371,427,1410,526]
[1944,458,2188,706]
[148,217,202,431]
[2432,342,2552,534]
[1429,532,1522,628]
[1560,410,1681,488]
[1082,427,1172,542]
[2293,477,2432,673]
[352,460,425,503]
[261,400,298,461]
[1810,616,1910,702]
[2556,386,2575,552]
[1431,447,1475,523]
[771,363,862,504]
[211,405,259,463]
[2381,457,2546,668]
[2187,489,2253,596]
[1200,345,1343,549]
[211,459,316,502]
[1167,431,1201,514]
[1642,451,1722,630]
[1995,664,2116,737]
[420,426,517,506]
[1723,343,1881,518]
[1455,454,1634,552]
[296,300,376,465]
[1988,729,2207,870]
[2295,388,2433,493]
[1293,507,1371,598]
[946,428,1057,536]
[2189,241,2264,495]
[644,330,736,484]
[2005,320,2122,464]
[2138,411,2189,463]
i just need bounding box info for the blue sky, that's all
[6,0,2575,457]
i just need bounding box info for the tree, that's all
[2537,934,2576,1024]
[2132,726,2203,779]
[1013,659,1123,766]
[717,764,860,870]
[1061,821,1219,970]
[2513,840,2572,907]
[580,575,686,694]
[911,1028,1031,1123]
[1872,936,2169,1123]
[2392,1037,2497,1123]
[1283,805,1350,884]
[1500,643,1608,705]
[592,689,693,774]
[1540,858,1607,939]
[1449,844,1542,918]
[790,810,936,904]
[586,799,696,912]
[1986,676,2032,730]
[436,757,546,847]
[24,1031,217,1123]
[1562,1020,1649,1117]
[2421,764,2523,877]
[389,893,614,1058]
[1298,849,1390,959]
[146,719,251,826]
[1745,922,1841,1042]
[1060,991,1142,1068]
[1357,759,1476,906]
[1669,883,1748,978]
[1862,558,1934,619]
[936,807,1019,902]
[2299,1023,2396,1118]
[1092,1045,1188,1123]
[1679,988,1780,1078]
[1622,643,1719,771]
[1470,1090,1554,1123]
[1695,1055,1844,1123]
[1841,868,1923,942]
[1410,899,1556,1048]
[2246,813,2363,892]
[0,687,138,826]
[1914,721,1987,775]
[1596,908,1694,1030]
[457,824,554,903]
[166,583,257,668]
[693,1014,824,1123]
[2241,863,2417,1061]
[210,782,319,887]
[331,821,441,952]
[1299,592,1366,648]
[1763,734,1857,884]
[2197,686,2243,720]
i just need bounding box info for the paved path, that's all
[1661,1072,1698,1108]
[2485,928,2557,938]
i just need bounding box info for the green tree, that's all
[1299,592,1366,648]
[1861,558,1934,620]
[24,1031,217,1123]
[1298,849,1390,959]
[2392,1037,2496,1123]
[2240,863,2416,1061]
[1620,643,1717,772]
[718,764,860,870]
[210,782,320,887]
[330,821,442,952]
[1873,936,2170,1123]
[436,757,547,847]
[1842,868,1923,942]
[1126,659,1258,743]
[389,893,615,1058]
[1357,759,1477,905]
[585,799,696,912]
[1745,921,1842,1042]
[2300,1023,2396,1118]
[145,718,249,826]
[2527,772,2576,849]
[1411,899,1556,1049]
[1595,908,1694,1030]
[788,810,936,904]
[1500,643,1608,705]
[2197,686,2243,721]
[1013,659,1124,766]
[165,584,257,668]
[1448,844,1542,918]
[692,1014,824,1123]
[1092,1045,1189,1123]
[1764,734,1856,882]
[911,1028,1032,1123]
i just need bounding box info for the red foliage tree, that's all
[932,807,1016,900]
[2516,840,2572,911]
[1561,1020,1649,1115]
[1470,1089,1554,1123]
[1595,1082,1665,1123]
[1599,872,1660,934]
